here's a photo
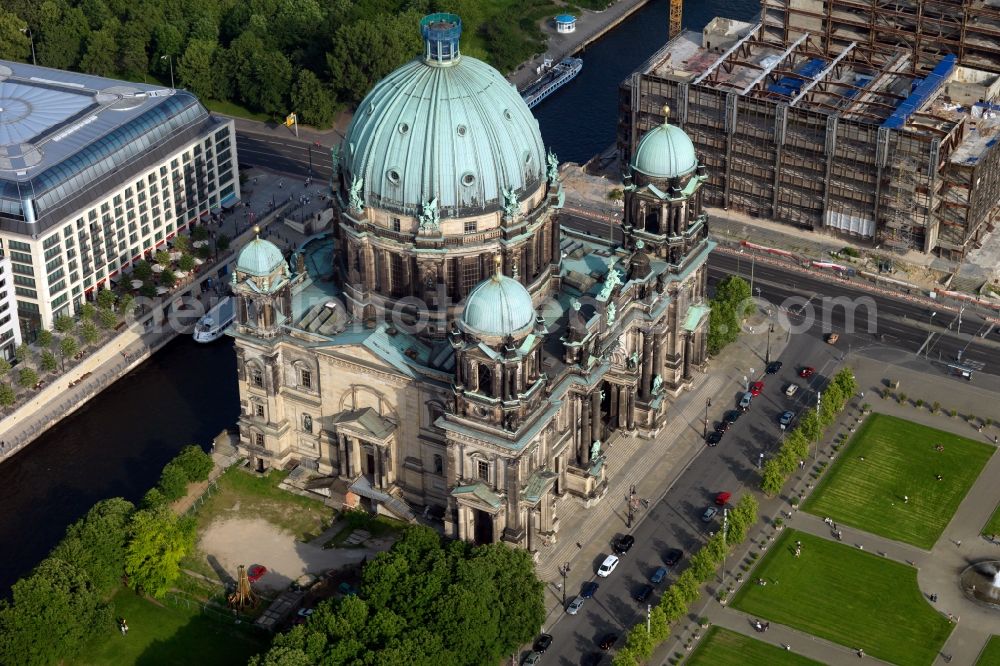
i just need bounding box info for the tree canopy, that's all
[251,525,544,665]
[123,506,196,598]
[708,275,752,355]
[0,0,563,126]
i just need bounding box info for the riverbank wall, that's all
[0,203,291,464]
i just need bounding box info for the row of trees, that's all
[611,494,760,666]
[250,524,545,665]
[0,289,130,408]
[0,0,555,126]
[760,368,859,496]
[707,276,753,356]
[0,445,213,665]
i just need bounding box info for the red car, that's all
[248,565,268,583]
[715,491,731,506]
[750,381,764,396]
[799,367,815,378]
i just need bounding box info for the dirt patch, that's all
[197,517,388,592]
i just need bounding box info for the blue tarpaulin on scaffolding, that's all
[881,54,957,129]
[767,58,826,96]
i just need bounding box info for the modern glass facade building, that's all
[0,60,240,333]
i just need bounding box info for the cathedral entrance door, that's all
[366,452,376,480]
[473,509,494,545]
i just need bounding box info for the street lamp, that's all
[160,54,175,89]
[930,311,937,327]
[20,27,36,66]
[558,562,569,606]
[703,397,712,437]
[765,323,774,364]
[814,391,822,459]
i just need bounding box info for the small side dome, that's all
[236,236,285,277]
[459,268,536,341]
[631,106,698,179]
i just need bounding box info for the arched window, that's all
[644,211,660,234]
[478,365,493,397]
[433,454,443,475]
[302,414,313,433]
[250,366,263,388]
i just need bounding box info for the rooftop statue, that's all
[546,150,560,185]
[606,301,616,326]
[419,197,440,231]
[652,374,663,395]
[502,187,519,219]
[591,440,601,460]
[348,175,365,212]
[598,263,622,300]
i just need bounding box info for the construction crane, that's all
[669,0,682,39]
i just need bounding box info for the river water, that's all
[0,0,758,594]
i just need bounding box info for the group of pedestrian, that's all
[118,617,129,636]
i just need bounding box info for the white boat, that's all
[521,57,583,109]
[193,297,235,343]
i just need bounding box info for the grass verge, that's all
[982,504,1000,539]
[978,635,1000,665]
[72,589,265,666]
[802,413,993,549]
[731,529,952,666]
[686,626,822,665]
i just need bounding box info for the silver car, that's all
[567,596,585,615]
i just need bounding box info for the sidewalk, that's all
[535,310,791,619]
[653,351,1000,665]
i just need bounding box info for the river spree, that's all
[0,0,758,594]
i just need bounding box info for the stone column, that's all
[338,435,349,476]
[549,218,560,265]
[684,334,693,380]
[609,384,619,428]
[507,460,521,533]
[457,505,468,542]
[640,331,653,400]
[580,395,591,465]
[617,386,628,430]
[373,445,382,489]
[654,332,666,379]
[626,387,636,430]
[591,390,602,446]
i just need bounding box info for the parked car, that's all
[785,383,799,397]
[248,565,267,583]
[750,381,764,396]
[826,332,840,344]
[651,566,668,584]
[724,409,742,424]
[780,410,794,426]
[715,420,730,433]
[614,535,635,555]
[597,555,620,577]
[534,634,553,653]
[567,596,585,615]
[701,506,718,522]
[523,651,542,665]
[581,581,599,598]
[715,491,731,506]
[634,584,654,603]
[706,431,722,447]
[599,633,619,651]
[739,392,753,411]
[664,549,683,566]
[799,366,815,378]
[766,361,783,374]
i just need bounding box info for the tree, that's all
[161,269,177,288]
[175,445,214,482]
[707,301,738,356]
[326,12,422,104]
[80,302,97,321]
[18,367,37,390]
[59,336,78,369]
[124,506,195,598]
[157,461,190,501]
[715,275,753,314]
[173,235,191,253]
[179,253,196,272]
[14,344,28,363]
[36,328,53,349]
[54,314,75,334]
[154,250,171,265]
[117,26,149,80]
[119,294,135,318]
[133,260,153,281]
[291,69,335,127]
[37,3,89,70]
[688,549,716,583]
[0,10,31,61]
[659,586,687,622]
[0,557,111,666]
[178,38,219,99]
[216,234,231,253]
[98,308,118,330]
[52,498,134,596]
[648,604,671,642]
[761,458,785,496]
[0,357,10,376]
[673,570,701,604]
[96,288,116,310]
[798,410,822,444]
[249,49,293,115]
[40,350,58,373]
[0,383,15,407]
[80,320,100,345]
[833,368,858,399]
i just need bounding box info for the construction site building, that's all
[618,12,1000,259]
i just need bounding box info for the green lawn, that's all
[731,530,952,666]
[978,636,1000,665]
[686,627,822,666]
[802,413,994,549]
[983,504,1000,539]
[205,99,273,123]
[72,589,266,666]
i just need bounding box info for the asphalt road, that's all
[235,133,333,180]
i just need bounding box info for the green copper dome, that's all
[631,108,698,179]
[236,237,285,277]
[459,272,536,340]
[341,14,545,216]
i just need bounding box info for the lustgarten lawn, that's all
[732,530,952,666]
[977,636,1000,666]
[802,413,994,549]
[686,626,822,666]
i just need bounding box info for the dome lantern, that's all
[421,13,462,66]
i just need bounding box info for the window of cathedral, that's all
[254,433,264,448]
[302,414,313,433]
[434,454,443,475]
[300,369,312,390]
[391,217,401,232]
[477,460,489,482]
[464,220,477,234]
[251,368,263,388]
[255,403,265,418]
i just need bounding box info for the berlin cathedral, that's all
[230,13,713,551]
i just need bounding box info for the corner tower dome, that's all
[631,106,698,179]
[236,235,285,277]
[341,13,546,216]
[459,260,536,341]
